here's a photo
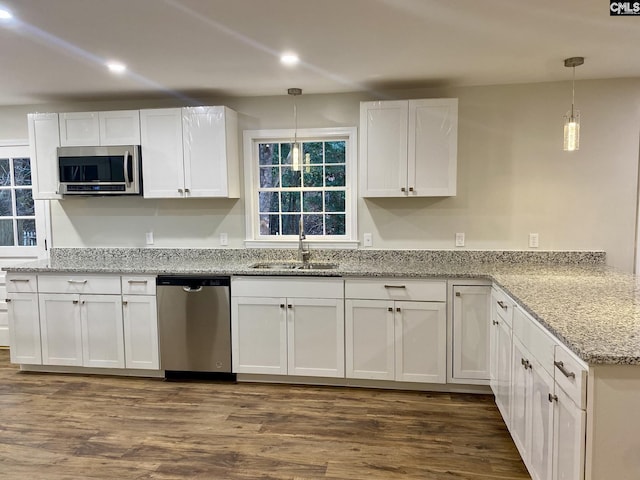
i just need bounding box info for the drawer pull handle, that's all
[497,300,508,310]
[280,304,285,309]
[384,285,406,289]
[9,278,31,283]
[123,300,128,306]
[5,299,11,303]
[68,280,88,284]
[548,393,558,403]
[554,361,576,379]
[401,187,406,192]
[396,307,401,312]
[127,280,148,284]
[387,307,393,312]
[72,300,79,304]
[409,186,414,192]
[492,320,499,325]
[287,304,293,309]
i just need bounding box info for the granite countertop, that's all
[6,247,640,366]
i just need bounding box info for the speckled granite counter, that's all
[7,247,640,366]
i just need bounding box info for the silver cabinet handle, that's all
[492,320,499,325]
[387,307,393,312]
[127,280,148,284]
[497,300,508,310]
[401,187,406,192]
[72,300,79,304]
[521,358,531,370]
[409,187,414,192]
[5,299,11,303]
[548,393,558,403]
[455,292,461,297]
[287,304,293,309]
[68,279,87,284]
[9,278,31,282]
[280,304,285,309]
[185,188,190,193]
[122,300,128,306]
[123,150,131,186]
[178,188,184,194]
[384,285,406,289]
[554,361,576,379]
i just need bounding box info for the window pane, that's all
[302,166,323,187]
[326,165,346,187]
[303,191,323,213]
[0,159,10,186]
[259,167,280,188]
[17,219,36,246]
[325,214,346,235]
[258,191,279,213]
[0,219,14,245]
[281,167,301,187]
[281,143,292,165]
[280,191,301,213]
[325,191,345,212]
[303,142,323,164]
[0,190,13,216]
[259,143,279,166]
[281,214,301,235]
[259,214,280,235]
[13,158,32,186]
[304,214,323,235]
[325,141,346,164]
[15,189,34,216]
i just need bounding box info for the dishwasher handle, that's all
[183,286,203,293]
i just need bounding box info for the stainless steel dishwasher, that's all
[156,276,234,380]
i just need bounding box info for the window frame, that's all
[243,127,358,248]
[0,142,48,259]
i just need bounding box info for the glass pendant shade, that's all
[291,143,301,171]
[563,110,580,151]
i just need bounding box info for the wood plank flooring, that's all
[0,350,529,479]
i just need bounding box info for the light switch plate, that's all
[220,232,228,246]
[529,233,539,248]
[363,233,373,247]
[455,232,465,247]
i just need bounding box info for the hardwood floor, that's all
[0,350,529,479]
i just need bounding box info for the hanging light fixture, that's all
[288,87,302,171]
[563,57,584,152]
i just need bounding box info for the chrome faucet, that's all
[298,217,311,264]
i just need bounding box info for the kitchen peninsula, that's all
[5,247,640,479]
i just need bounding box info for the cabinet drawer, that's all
[492,287,514,326]
[6,274,38,293]
[554,345,588,409]
[122,276,156,295]
[232,277,343,299]
[38,274,122,295]
[345,278,446,302]
[513,306,557,376]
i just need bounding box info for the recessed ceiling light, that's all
[0,8,14,20]
[280,53,299,66]
[106,61,127,74]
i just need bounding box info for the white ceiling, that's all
[0,0,638,106]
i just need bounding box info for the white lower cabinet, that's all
[6,293,41,364]
[122,294,159,370]
[490,294,513,425]
[231,277,344,378]
[345,278,447,384]
[552,385,586,480]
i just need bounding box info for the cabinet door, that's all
[231,297,287,374]
[495,317,513,426]
[408,98,457,196]
[7,293,41,364]
[452,285,491,382]
[345,299,395,380]
[287,297,345,378]
[140,108,185,198]
[27,113,62,199]
[81,295,124,368]
[59,112,100,146]
[99,110,141,145]
[552,387,586,480]
[39,294,83,366]
[529,356,555,480]
[359,100,408,197]
[395,301,446,383]
[122,295,159,370]
[182,106,238,198]
[511,337,532,460]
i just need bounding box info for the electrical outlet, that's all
[145,231,154,245]
[455,232,465,247]
[363,233,373,247]
[219,233,228,246]
[529,233,539,248]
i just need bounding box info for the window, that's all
[244,127,357,247]
[0,156,36,246]
[0,144,47,257]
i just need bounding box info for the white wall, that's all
[0,78,638,271]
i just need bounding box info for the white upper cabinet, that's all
[59,110,140,146]
[27,112,62,200]
[140,106,239,199]
[360,98,457,197]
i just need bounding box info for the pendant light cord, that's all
[571,66,576,119]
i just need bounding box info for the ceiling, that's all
[0,0,638,106]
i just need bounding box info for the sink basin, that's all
[250,262,339,270]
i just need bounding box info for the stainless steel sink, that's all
[250,262,339,270]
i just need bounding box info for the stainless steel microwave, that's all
[57,145,142,195]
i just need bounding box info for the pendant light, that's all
[563,57,584,152]
[288,87,302,171]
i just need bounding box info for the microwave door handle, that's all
[123,151,131,186]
